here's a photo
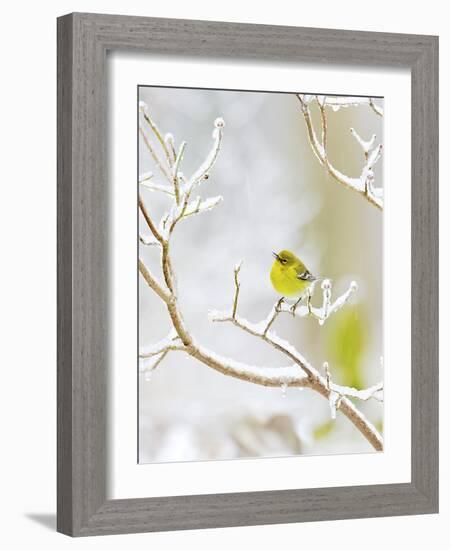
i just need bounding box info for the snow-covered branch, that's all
[278,278,358,325]
[138,103,383,452]
[296,94,383,210]
[139,328,182,358]
[332,381,384,403]
[212,277,357,329]
[303,95,384,116]
[184,117,225,193]
[209,266,383,449]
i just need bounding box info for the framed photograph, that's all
[57,13,438,536]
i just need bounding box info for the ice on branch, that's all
[275,278,358,325]
[139,233,160,246]
[139,171,154,183]
[164,133,176,164]
[328,391,341,419]
[296,94,384,210]
[139,102,225,239]
[193,343,311,387]
[139,179,175,196]
[322,361,383,420]
[350,128,377,155]
[139,329,184,377]
[139,328,180,358]
[182,195,223,217]
[183,117,225,193]
[138,103,383,452]
[300,95,384,117]
[331,381,384,403]
[139,354,167,376]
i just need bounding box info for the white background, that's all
[0,1,446,549]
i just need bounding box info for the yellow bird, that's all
[270,250,316,305]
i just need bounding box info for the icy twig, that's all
[328,391,342,420]
[140,179,175,196]
[139,233,160,247]
[139,101,173,167]
[369,98,384,117]
[185,117,225,192]
[276,279,357,325]
[139,171,154,183]
[324,361,331,390]
[164,133,177,164]
[350,128,377,157]
[332,381,384,403]
[140,351,169,376]
[296,94,383,210]
[322,361,383,420]
[139,168,175,195]
[139,125,172,182]
[300,94,384,116]
[232,261,243,319]
[139,328,183,358]
[182,196,223,218]
[172,141,186,204]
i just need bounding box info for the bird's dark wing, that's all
[296,269,316,282]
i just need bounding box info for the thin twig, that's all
[172,141,186,204]
[318,96,328,156]
[138,259,170,303]
[263,298,284,336]
[140,101,173,167]
[232,262,242,319]
[324,361,331,390]
[139,125,172,182]
[139,195,165,244]
[369,98,384,117]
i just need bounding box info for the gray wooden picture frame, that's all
[57,12,439,537]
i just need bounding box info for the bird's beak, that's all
[272,251,279,260]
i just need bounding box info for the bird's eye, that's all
[281,258,287,264]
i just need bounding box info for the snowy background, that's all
[138,87,383,463]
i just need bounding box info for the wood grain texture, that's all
[57,12,439,536]
[57,13,74,535]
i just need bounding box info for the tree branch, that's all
[297,94,383,210]
[138,259,170,303]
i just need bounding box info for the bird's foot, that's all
[275,297,285,313]
[290,296,303,316]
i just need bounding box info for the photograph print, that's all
[138,86,384,464]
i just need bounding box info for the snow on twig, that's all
[184,117,225,193]
[278,279,358,325]
[139,328,181,357]
[300,94,384,116]
[296,94,384,210]
[139,233,160,246]
[182,196,223,217]
[331,381,384,403]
